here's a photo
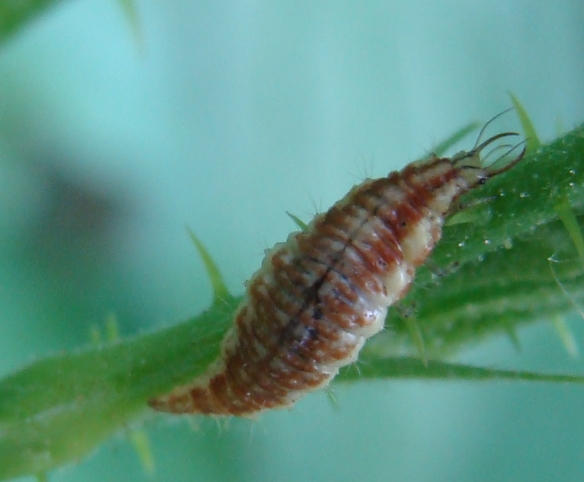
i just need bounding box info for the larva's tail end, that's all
[147,396,169,412]
[148,390,196,414]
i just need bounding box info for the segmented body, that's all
[149,132,524,416]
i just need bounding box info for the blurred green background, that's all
[1,1,584,481]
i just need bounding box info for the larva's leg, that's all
[448,195,498,217]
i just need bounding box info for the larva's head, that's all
[451,131,526,188]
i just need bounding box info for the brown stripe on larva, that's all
[148,132,525,416]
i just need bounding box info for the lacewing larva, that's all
[149,117,525,416]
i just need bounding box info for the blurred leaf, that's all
[0,0,143,47]
[0,0,65,44]
[510,92,541,151]
[432,121,480,157]
[550,315,579,358]
[127,428,155,475]
[115,0,143,49]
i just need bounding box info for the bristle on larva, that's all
[149,130,525,416]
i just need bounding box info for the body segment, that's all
[149,132,524,416]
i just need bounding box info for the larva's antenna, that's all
[486,139,527,177]
[472,107,515,151]
[474,131,518,154]
[481,143,514,165]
